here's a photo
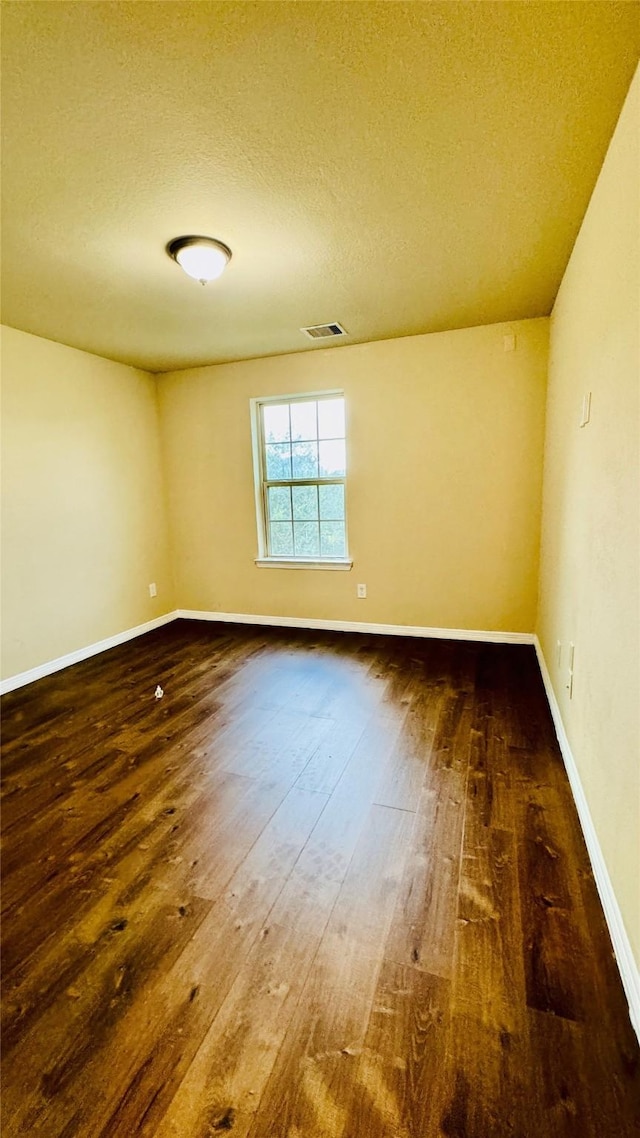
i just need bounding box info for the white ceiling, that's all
[1,1,639,372]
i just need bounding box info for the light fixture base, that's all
[167,235,232,284]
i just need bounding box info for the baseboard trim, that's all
[0,610,534,695]
[0,611,179,695]
[534,635,640,1043]
[177,609,535,645]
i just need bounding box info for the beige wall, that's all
[158,318,548,632]
[538,67,640,964]
[1,326,174,679]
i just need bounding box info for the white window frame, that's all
[250,390,352,570]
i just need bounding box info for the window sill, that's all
[255,557,353,571]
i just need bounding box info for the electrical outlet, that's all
[148,582,157,598]
[357,583,367,599]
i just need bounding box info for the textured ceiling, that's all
[1,1,639,372]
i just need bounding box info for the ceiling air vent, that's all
[301,322,348,340]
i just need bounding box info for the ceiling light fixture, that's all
[167,235,232,284]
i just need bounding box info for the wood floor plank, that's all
[350,963,450,1138]
[3,784,328,1136]
[527,1008,639,1138]
[383,674,469,978]
[294,712,370,795]
[222,706,335,783]
[383,777,465,979]
[154,919,322,1138]
[163,780,398,1138]
[1,624,637,1137]
[245,803,415,1138]
[372,668,444,813]
[517,786,587,1021]
[154,805,358,1138]
[443,834,534,1137]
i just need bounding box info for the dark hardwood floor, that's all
[1,620,638,1137]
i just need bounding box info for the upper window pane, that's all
[263,403,291,443]
[290,400,317,442]
[318,398,345,440]
[319,439,346,477]
[292,441,319,479]
[265,443,292,480]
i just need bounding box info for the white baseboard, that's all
[0,610,535,696]
[0,611,179,695]
[177,609,535,645]
[534,636,640,1043]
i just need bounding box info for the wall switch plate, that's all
[148,582,157,598]
[503,333,516,352]
[357,583,367,599]
[580,392,591,427]
[556,640,562,667]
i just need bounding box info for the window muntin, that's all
[254,394,348,562]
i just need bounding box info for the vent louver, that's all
[301,322,348,340]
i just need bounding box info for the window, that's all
[251,392,351,568]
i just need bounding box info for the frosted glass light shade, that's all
[167,236,232,283]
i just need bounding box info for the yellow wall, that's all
[0,326,174,679]
[538,67,640,964]
[158,318,548,632]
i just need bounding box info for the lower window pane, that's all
[268,485,292,521]
[319,483,344,520]
[292,484,318,520]
[270,522,294,556]
[294,521,320,557]
[320,521,346,557]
